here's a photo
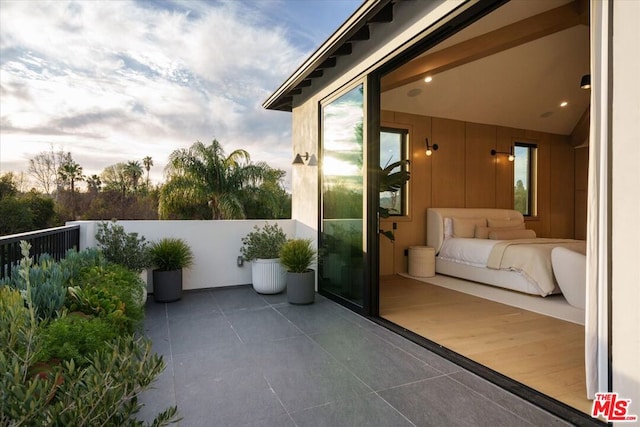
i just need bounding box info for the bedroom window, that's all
[380,128,408,216]
[514,142,537,216]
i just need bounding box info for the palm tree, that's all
[86,174,102,193]
[142,156,153,188]
[124,161,144,191]
[159,140,284,220]
[58,159,85,220]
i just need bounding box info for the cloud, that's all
[0,0,316,188]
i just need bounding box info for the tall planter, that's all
[287,270,315,304]
[251,258,286,294]
[152,269,183,303]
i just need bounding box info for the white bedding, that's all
[438,237,498,268]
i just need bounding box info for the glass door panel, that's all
[320,84,365,307]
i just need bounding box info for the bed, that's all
[426,208,586,296]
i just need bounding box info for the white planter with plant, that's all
[149,238,193,303]
[280,239,316,304]
[240,223,287,294]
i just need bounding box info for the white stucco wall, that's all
[611,0,640,418]
[69,220,297,291]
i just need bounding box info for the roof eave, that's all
[263,0,392,111]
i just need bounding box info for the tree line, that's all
[0,140,291,236]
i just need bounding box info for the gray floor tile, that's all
[258,289,289,305]
[211,285,270,312]
[137,364,177,424]
[175,368,286,427]
[249,336,372,411]
[312,327,442,391]
[379,375,533,427]
[172,342,253,388]
[449,371,572,426]
[276,298,357,335]
[168,311,241,355]
[290,393,414,427]
[164,289,219,318]
[225,306,302,343]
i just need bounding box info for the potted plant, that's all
[240,223,287,294]
[280,239,317,304]
[148,238,194,303]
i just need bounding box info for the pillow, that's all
[452,217,486,238]
[475,224,525,239]
[487,218,524,228]
[488,229,536,240]
[444,217,453,238]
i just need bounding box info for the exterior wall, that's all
[69,220,297,291]
[289,0,475,272]
[611,0,640,415]
[380,111,576,274]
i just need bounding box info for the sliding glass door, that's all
[319,84,366,308]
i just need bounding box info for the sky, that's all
[0,0,362,190]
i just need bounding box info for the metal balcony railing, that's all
[0,225,80,279]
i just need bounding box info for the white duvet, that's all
[437,237,499,268]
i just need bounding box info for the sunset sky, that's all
[0,0,362,188]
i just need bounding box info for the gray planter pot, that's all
[153,269,183,303]
[287,270,315,305]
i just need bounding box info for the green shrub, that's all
[279,239,316,273]
[75,264,145,333]
[149,238,194,271]
[0,251,68,321]
[95,220,150,272]
[39,313,118,364]
[66,286,129,333]
[59,248,106,282]
[1,336,179,426]
[240,223,287,261]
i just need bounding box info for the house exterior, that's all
[264,0,639,424]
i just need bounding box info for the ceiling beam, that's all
[381,1,588,91]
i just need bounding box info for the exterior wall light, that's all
[292,152,317,166]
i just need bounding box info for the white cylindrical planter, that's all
[251,258,286,294]
[408,246,436,277]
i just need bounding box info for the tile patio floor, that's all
[138,286,571,426]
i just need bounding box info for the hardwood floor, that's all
[380,275,592,414]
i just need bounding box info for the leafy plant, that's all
[240,223,287,261]
[149,238,194,271]
[378,159,410,241]
[279,239,316,273]
[95,220,150,272]
[75,264,145,333]
[0,242,178,426]
[0,252,69,320]
[66,286,129,332]
[38,313,119,364]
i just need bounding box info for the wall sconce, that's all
[580,74,591,89]
[425,138,438,156]
[491,148,515,162]
[292,152,317,166]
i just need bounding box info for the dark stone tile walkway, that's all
[138,286,571,426]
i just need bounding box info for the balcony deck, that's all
[139,285,570,426]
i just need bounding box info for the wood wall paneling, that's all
[380,111,577,272]
[465,122,497,208]
[549,134,575,238]
[432,117,466,208]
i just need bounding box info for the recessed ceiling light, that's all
[424,76,433,83]
[560,101,568,107]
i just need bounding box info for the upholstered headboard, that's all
[426,208,524,253]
